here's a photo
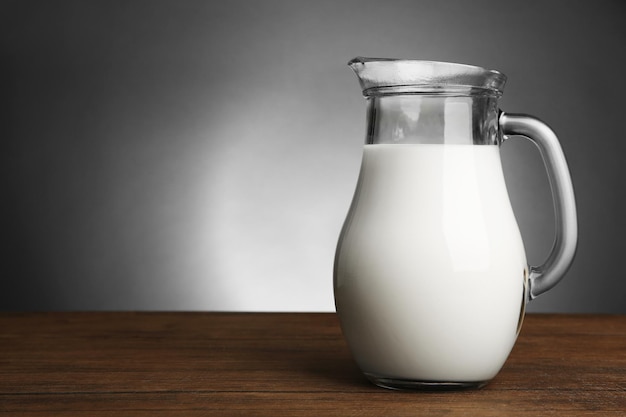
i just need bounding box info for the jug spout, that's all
[348,57,398,94]
[348,57,506,97]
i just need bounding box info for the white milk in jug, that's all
[334,143,528,383]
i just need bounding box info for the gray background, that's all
[2,0,624,312]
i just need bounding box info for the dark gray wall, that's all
[2,0,624,312]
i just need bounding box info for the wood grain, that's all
[0,313,624,416]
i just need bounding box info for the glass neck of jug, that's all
[364,94,500,145]
[349,57,507,145]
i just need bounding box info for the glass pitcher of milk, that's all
[334,57,578,390]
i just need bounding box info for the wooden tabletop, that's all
[0,313,624,416]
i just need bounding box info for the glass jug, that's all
[334,57,578,390]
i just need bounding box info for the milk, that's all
[334,144,528,384]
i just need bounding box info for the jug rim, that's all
[348,57,507,97]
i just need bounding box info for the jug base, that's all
[365,373,489,391]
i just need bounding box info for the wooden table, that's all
[0,313,624,416]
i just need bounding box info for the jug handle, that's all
[499,113,578,300]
